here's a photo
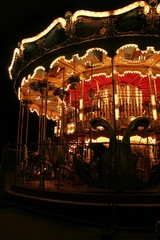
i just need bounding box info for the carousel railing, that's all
[4,139,160,192]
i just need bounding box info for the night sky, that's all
[0,0,150,146]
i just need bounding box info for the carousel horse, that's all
[74,118,116,188]
[74,116,160,190]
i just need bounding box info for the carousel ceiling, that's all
[8,0,160,119]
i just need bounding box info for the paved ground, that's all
[0,205,156,240]
[0,169,157,240]
[0,206,102,240]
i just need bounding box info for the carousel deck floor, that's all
[3,171,160,229]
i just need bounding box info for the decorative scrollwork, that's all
[146,0,160,29]
[64,11,76,38]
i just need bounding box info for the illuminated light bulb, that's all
[79,113,83,121]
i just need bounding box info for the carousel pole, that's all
[58,68,66,187]
[39,73,48,190]
[74,88,78,152]
[15,99,25,184]
[89,63,93,161]
[39,82,46,190]
[19,101,24,177]
[38,84,45,152]
[80,77,85,160]
[37,94,44,188]
[41,91,44,144]
[44,84,48,143]
[108,55,117,232]
[57,95,63,188]
[101,55,118,240]
[22,102,30,182]
[111,56,117,180]
[68,56,80,154]
[38,110,42,152]
[15,100,22,184]
[61,68,65,147]
[73,56,79,153]
[25,105,29,146]
[148,68,158,120]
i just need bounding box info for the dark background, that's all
[0,0,149,146]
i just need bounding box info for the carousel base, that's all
[4,177,160,229]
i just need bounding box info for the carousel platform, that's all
[3,170,160,229]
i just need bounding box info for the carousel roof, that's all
[8,0,160,119]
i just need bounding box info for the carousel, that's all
[8,0,160,192]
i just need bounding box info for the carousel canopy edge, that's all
[8,0,160,87]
